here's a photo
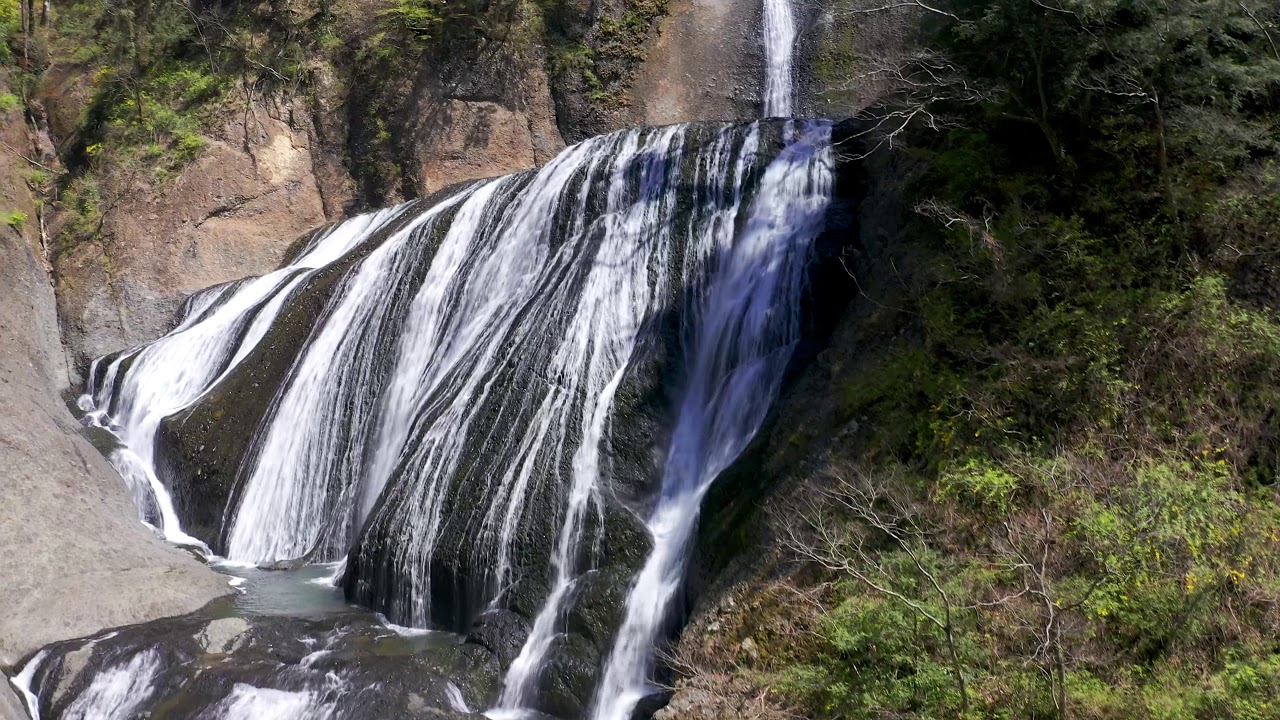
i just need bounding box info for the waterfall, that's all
[79,119,839,719]
[346,125,694,629]
[225,193,475,563]
[10,650,48,720]
[81,207,408,545]
[588,121,833,720]
[762,0,797,115]
[62,649,163,720]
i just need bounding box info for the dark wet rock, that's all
[465,609,530,667]
[537,633,599,719]
[631,691,673,720]
[568,567,633,653]
[27,605,498,720]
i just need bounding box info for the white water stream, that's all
[762,0,797,115]
[62,649,163,720]
[588,121,833,720]
[81,208,406,548]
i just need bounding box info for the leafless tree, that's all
[799,0,986,161]
[780,463,973,712]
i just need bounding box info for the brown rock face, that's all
[416,60,564,194]
[53,110,329,376]
[627,0,762,125]
[0,71,44,286]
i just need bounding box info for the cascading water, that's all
[588,121,833,720]
[74,119,842,720]
[80,207,408,546]
[61,650,163,720]
[225,194,475,563]
[200,684,338,720]
[762,0,797,115]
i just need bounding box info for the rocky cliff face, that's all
[52,108,330,376]
[0,91,230,667]
[36,0,780,375]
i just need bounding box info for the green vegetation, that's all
[692,2,1280,719]
[0,0,20,64]
[536,0,667,111]
[4,209,26,227]
[381,0,445,39]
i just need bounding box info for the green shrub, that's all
[779,591,970,718]
[4,209,26,228]
[58,174,102,249]
[939,457,1019,511]
[381,0,443,38]
[0,0,18,63]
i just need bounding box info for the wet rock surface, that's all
[25,596,500,720]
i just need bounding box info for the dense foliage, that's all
[721,1,1280,719]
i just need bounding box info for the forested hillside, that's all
[672,2,1280,718]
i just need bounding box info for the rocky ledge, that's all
[0,227,231,669]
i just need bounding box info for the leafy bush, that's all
[735,3,1280,719]
[779,589,971,719]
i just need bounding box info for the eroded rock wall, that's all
[53,109,330,375]
[42,0,776,373]
[0,136,229,666]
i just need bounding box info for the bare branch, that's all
[1238,1,1280,61]
[835,0,957,20]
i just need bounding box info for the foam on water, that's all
[62,649,163,720]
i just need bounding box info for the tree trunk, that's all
[1152,90,1177,221]
[19,0,29,69]
[942,606,970,713]
[1025,21,1063,161]
[1053,621,1068,719]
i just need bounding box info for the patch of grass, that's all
[381,0,444,39]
